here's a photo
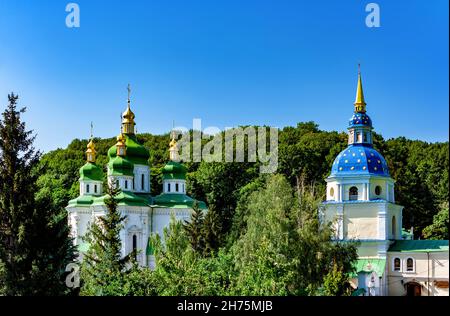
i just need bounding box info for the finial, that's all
[354,64,366,113]
[127,83,131,106]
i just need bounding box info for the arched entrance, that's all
[406,282,422,296]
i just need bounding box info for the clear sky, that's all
[0,0,448,153]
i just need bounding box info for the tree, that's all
[231,174,358,295]
[183,200,205,254]
[80,184,136,295]
[0,93,75,295]
[322,264,352,296]
[422,202,449,240]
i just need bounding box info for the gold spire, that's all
[86,122,96,163]
[122,84,136,134]
[354,64,366,113]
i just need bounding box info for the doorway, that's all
[406,282,422,296]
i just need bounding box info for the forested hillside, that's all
[38,122,449,239]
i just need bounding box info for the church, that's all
[320,69,449,296]
[66,70,448,296]
[66,89,207,268]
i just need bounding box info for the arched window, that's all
[357,132,362,143]
[116,179,119,188]
[141,174,145,190]
[406,258,414,272]
[86,184,90,193]
[94,185,97,193]
[349,186,358,200]
[168,183,171,192]
[375,185,382,195]
[132,234,137,261]
[176,183,179,192]
[392,216,396,239]
[393,258,401,271]
[125,180,128,189]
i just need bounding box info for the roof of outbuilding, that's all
[388,240,449,253]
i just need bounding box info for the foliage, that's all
[0,93,75,295]
[80,184,141,295]
[422,202,449,240]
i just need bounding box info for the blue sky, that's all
[0,0,448,153]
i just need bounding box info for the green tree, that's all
[183,200,205,254]
[422,202,449,240]
[0,93,75,295]
[231,174,358,295]
[322,264,352,296]
[80,184,136,295]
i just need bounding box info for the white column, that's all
[386,182,390,202]
[337,205,344,240]
[378,205,387,240]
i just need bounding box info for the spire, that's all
[86,123,96,163]
[122,83,136,134]
[354,64,366,113]
[169,125,180,162]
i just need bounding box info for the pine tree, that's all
[0,93,75,295]
[80,184,136,295]
[202,205,222,256]
[183,200,205,254]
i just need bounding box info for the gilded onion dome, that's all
[80,138,103,181]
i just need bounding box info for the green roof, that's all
[351,258,386,278]
[79,162,104,181]
[67,195,95,207]
[92,190,150,207]
[108,134,150,166]
[162,161,187,180]
[388,240,449,253]
[152,193,207,209]
[351,288,367,296]
[107,156,134,177]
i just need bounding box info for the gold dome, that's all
[86,139,96,163]
[122,104,135,124]
[116,133,127,157]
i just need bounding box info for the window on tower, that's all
[86,184,90,193]
[394,258,401,272]
[94,185,97,193]
[176,183,179,192]
[141,174,145,190]
[168,183,171,192]
[349,186,358,200]
[125,180,128,189]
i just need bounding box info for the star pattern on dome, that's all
[331,145,390,177]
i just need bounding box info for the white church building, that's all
[320,69,449,296]
[66,91,207,268]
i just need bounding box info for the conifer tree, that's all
[0,93,75,295]
[202,206,222,256]
[80,184,136,295]
[183,200,205,254]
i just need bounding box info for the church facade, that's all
[66,92,206,268]
[320,69,449,296]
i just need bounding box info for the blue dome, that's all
[330,145,390,177]
[349,112,372,128]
